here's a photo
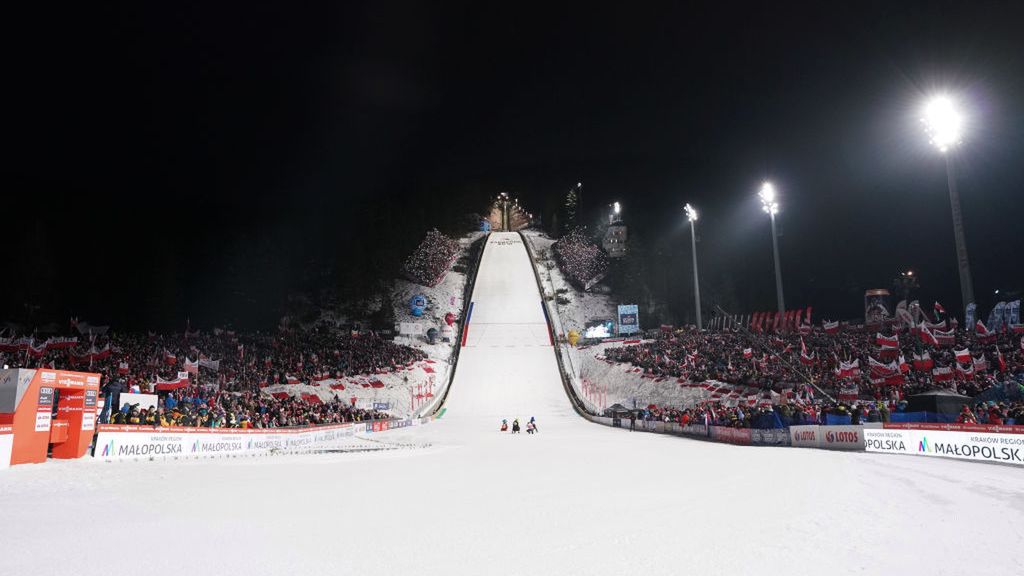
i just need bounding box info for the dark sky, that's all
[7,1,1024,330]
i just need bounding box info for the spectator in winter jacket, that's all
[99,377,125,424]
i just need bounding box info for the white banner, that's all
[399,322,424,335]
[0,426,12,470]
[789,425,820,448]
[864,429,914,455]
[866,427,1024,466]
[93,418,426,461]
[119,393,159,411]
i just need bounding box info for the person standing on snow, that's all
[500,419,508,432]
[529,416,538,433]
[526,421,535,434]
[512,418,521,433]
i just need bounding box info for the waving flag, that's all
[823,320,839,335]
[932,366,953,382]
[975,320,996,343]
[972,355,988,373]
[876,333,899,349]
[912,352,934,371]
[954,348,971,364]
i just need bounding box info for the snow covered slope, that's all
[1,232,1023,576]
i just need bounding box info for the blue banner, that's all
[617,304,640,336]
[965,302,977,330]
[1009,300,1021,326]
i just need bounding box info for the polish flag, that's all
[918,324,939,347]
[954,348,971,364]
[912,352,934,371]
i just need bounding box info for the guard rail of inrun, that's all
[425,233,488,417]
[517,229,1024,468]
[517,230,593,419]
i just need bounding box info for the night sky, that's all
[8,2,1024,330]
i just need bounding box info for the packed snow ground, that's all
[2,232,1023,576]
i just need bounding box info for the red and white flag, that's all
[918,324,938,346]
[164,350,177,365]
[184,357,200,375]
[972,355,988,373]
[799,337,815,365]
[975,320,996,343]
[912,352,934,371]
[118,361,130,375]
[898,354,910,373]
[954,348,971,364]
[934,301,946,316]
[876,333,899,349]
[743,348,752,359]
[823,320,840,335]
[932,366,953,382]
[956,362,974,379]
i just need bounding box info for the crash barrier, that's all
[865,422,1024,467]
[93,416,434,462]
[586,413,1024,466]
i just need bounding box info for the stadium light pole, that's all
[921,94,974,316]
[759,182,785,318]
[685,203,702,330]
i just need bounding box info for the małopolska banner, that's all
[866,426,1024,466]
[93,419,422,461]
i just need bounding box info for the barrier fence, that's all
[92,416,434,462]
[583,415,1023,466]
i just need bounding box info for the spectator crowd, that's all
[2,325,429,428]
[600,321,1024,427]
[403,229,460,287]
[552,228,609,290]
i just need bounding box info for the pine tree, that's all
[565,186,578,231]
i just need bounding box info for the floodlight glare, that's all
[759,182,779,215]
[921,95,963,153]
[613,201,621,214]
[684,203,697,222]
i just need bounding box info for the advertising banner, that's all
[867,424,1024,466]
[710,426,752,445]
[864,429,914,455]
[0,425,12,469]
[911,429,1024,466]
[750,428,791,446]
[94,419,409,462]
[819,425,869,451]
[617,304,640,336]
[35,386,54,432]
[790,425,820,448]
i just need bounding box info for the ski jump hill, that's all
[1,232,1022,576]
